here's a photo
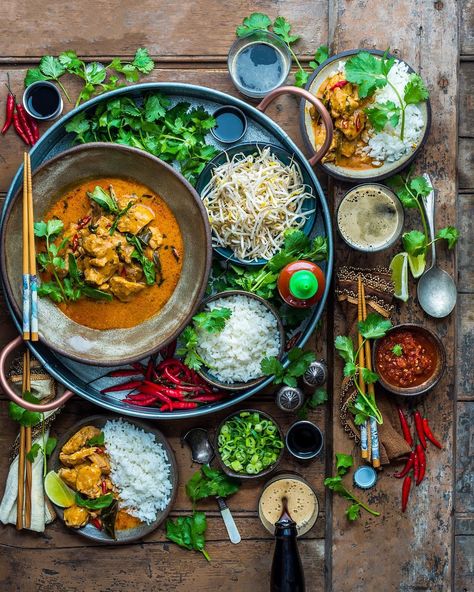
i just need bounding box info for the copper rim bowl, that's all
[214,409,284,479]
[0,143,212,366]
[372,323,446,397]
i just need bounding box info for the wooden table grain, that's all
[0,1,471,591]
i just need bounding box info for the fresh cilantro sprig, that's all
[186,465,240,502]
[345,49,428,140]
[166,511,210,561]
[387,172,459,261]
[25,48,155,107]
[236,13,329,87]
[391,344,403,357]
[324,453,380,521]
[334,313,392,425]
[26,437,57,463]
[261,347,316,387]
[297,387,328,420]
[66,94,218,184]
[177,307,232,371]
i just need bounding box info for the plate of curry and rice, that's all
[46,415,178,543]
[300,49,431,182]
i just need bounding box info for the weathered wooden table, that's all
[0,1,471,590]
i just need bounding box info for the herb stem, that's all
[354,379,383,424]
[343,486,380,516]
[56,79,72,103]
[287,45,306,78]
[386,79,405,140]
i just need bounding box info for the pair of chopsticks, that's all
[357,276,380,469]
[17,152,37,529]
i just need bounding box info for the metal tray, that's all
[0,83,333,419]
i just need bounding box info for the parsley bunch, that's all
[345,49,429,140]
[324,454,380,521]
[261,347,316,387]
[25,48,155,107]
[66,94,218,184]
[387,172,459,261]
[335,313,392,425]
[236,13,329,87]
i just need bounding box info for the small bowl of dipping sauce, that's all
[228,30,292,99]
[23,81,63,121]
[337,183,404,252]
[211,105,248,144]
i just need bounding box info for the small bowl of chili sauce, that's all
[373,324,446,396]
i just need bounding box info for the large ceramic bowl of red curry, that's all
[373,324,446,397]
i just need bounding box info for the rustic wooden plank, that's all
[459,62,474,137]
[457,295,474,401]
[329,1,458,591]
[458,139,474,190]
[455,535,474,592]
[0,0,327,58]
[458,194,474,293]
[455,402,474,513]
[461,0,474,55]
[0,539,325,592]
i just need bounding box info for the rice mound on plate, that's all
[103,419,172,524]
[197,294,280,384]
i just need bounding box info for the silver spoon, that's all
[416,174,457,318]
[183,428,241,544]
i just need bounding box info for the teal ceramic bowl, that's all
[195,143,317,266]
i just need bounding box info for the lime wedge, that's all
[390,252,409,302]
[408,252,426,279]
[44,470,75,507]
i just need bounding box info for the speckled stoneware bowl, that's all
[300,49,431,183]
[48,415,178,544]
[0,143,212,366]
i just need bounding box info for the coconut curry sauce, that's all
[42,177,183,330]
[310,72,378,169]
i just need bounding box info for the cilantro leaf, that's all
[58,50,83,74]
[236,12,272,36]
[392,344,403,356]
[260,356,285,383]
[44,437,57,457]
[346,503,361,521]
[132,47,155,74]
[297,387,327,419]
[39,55,66,80]
[361,368,379,384]
[343,362,357,377]
[335,453,353,475]
[177,326,206,371]
[402,230,427,257]
[8,391,42,427]
[345,51,391,98]
[334,335,355,364]
[86,432,105,446]
[366,100,400,131]
[436,226,459,249]
[410,176,432,198]
[193,307,232,333]
[404,73,429,105]
[309,45,329,69]
[272,16,300,44]
[186,465,240,502]
[26,443,42,462]
[24,68,48,86]
[294,69,309,88]
[357,313,392,339]
[166,512,210,561]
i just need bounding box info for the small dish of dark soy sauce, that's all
[23,81,63,121]
[211,106,248,144]
[286,421,324,461]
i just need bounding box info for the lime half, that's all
[44,470,75,507]
[408,252,426,279]
[390,252,409,302]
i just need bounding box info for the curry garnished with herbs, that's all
[35,177,183,330]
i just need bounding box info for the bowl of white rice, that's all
[195,291,285,391]
[300,49,431,183]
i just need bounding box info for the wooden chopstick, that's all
[22,153,30,341]
[357,275,369,460]
[26,154,38,341]
[361,282,381,469]
[24,349,32,528]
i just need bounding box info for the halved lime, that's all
[44,470,75,507]
[390,252,409,302]
[408,252,426,279]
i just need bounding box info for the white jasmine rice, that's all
[197,295,280,383]
[103,419,172,524]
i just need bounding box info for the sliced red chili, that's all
[329,80,348,91]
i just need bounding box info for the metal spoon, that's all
[183,428,241,544]
[417,174,457,318]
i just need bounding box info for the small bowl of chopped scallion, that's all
[215,410,284,479]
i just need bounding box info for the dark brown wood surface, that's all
[0,1,471,591]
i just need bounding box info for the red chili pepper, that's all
[413,449,419,483]
[100,380,142,393]
[414,411,427,449]
[131,362,146,373]
[107,369,142,377]
[401,475,412,513]
[355,113,361,132]
[162,366,182,384]
[329,80,348,91]
[416,444,426,485]
[159,340,177,360]
[91,517,102,530]
[190,394,226,403]
[141,381,184,400]
[397,407,413,447]
[422,418,442,449]
[71,234,79,252]
[13,111,30,145]
[101,480,107,494]
[1,78,15,135]
[169,401,198,410]
[77,215,92,229]
[137,386,173,405]
[124,394,160,407]
[23,110,39,142]
[145,358,154,381]
[285,332,302,352]
[16,104,35,145]
[393,451,415,478]
[95,447,104,454]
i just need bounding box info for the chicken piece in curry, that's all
[310,72,378,169]
[38,177,183,330]
[57,425,140,535]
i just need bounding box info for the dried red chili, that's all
[397,407,413,447]
[71,234,79,252]
[414,411,427,449]
[422,418,442,449]
[77,215,92,229]
[401,475,412,512]
[393,451,415,479]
